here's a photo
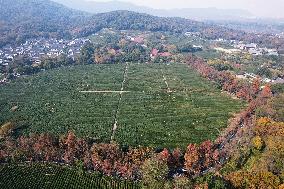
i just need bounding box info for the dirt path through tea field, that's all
[161,70,172,93]
[111,63,129,141]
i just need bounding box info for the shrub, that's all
[226,171,281,189]
[0,122,15,137]
[252,136,264,150]
[257,117,271,126]
[141,154,169,189]
[173,176,193,189]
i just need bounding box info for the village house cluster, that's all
[0,38,90,66]
[236,72,284,84]
[213,38,280,56]
[233,42,279,56]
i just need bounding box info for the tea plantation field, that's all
[0,63,244,148]
[0,164,140,189]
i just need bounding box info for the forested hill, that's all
[0,0,280,48]
[0,0,88,46]
[79,11,207,35]
[0,0,210,39]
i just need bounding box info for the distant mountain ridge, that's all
[53,0,254,21]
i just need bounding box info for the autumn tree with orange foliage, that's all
[184,141,219,176]
[252,78,261,96]
[260,84,272,98]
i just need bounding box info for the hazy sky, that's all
[88,0,284,18]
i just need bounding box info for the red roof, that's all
[133,37,144,43]
[159,52,171,57]
[151,48,159,56]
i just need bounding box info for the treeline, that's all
[1,118,282,188]
[0,130,232,188]
[0,132,151,180]
[187,55,271,102]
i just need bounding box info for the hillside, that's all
[0,0,247,47]
[0,0,88,46]
[1,0,283,49]
[53,0,284,35]
[78,10,207,36]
